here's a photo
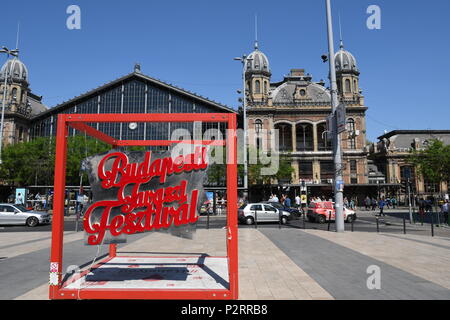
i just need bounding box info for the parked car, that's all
[261,201,302,218]
[238,203,290,225]
[307,201,356,224]
[0,203,51,227]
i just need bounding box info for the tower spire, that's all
[254,14,259,50]
[338,13,344,49]
[15,22,20,55]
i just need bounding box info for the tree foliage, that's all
[408,139,450,184]
[0,136,111,187]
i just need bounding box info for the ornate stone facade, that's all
[369,130,450,196]
[245,41,369,186]
[0,57,47,147]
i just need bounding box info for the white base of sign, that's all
[63,256,229,290]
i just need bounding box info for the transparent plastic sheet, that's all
[81,148,208,245]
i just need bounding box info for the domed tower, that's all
[0,57,32,116]
[245,41,271,103]
[335,41,360,100]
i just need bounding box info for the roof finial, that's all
[254,13,259,50]
[134,62,141,73]
[15,21,20,57]
[338,12,344,49]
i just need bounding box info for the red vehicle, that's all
[307,201,356,224]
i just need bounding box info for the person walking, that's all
[371,197,377,211]
[350,199,355,210]
[378,198,386,217]
[344,197,349,208]
[385,197,391,209]
[440,200,449,226]
[284,195,291,208]
[391,197,397,209]
[364,196,371,211]
[295,194,301,208]
[272,194,279,203]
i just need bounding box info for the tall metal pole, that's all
[242,58,249,195]
[325,0,345,232]
[235,55,251,200]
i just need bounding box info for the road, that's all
[0,209,449,300]
[1,209,449,238]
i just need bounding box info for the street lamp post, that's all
[0,47,19,165]
[325,0,345,232]
[234,55,253,200]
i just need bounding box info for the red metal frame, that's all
[49,113,238,300]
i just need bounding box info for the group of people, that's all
[343,197,357,210]
[268,194,292,207]
[364,196,397,211]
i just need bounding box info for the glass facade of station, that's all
[29,76,231,148]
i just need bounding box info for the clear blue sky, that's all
[1,0,449,141]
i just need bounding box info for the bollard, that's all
[206,207,210,230]
[431,213,434,237]
[302,211,306,229]
[421,212,424,226]
[279,211,281,230]
[376,217,380,233]
[327,211,332,231]
[403,213,406,235]
[351,217,354,232]
[254,210,258,229]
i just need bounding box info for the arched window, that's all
[254,119,263,134]
[354,79,357,92]
[296,124,314,151]
[317,123,330,151]
[345,79,351,93]
[274,123,293,152]
[264,81,268,94]
[255,80,261,94]
[347,118,356,150]
[12,88,17,100]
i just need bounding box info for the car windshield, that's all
[267,202,282,209]
[14,205,30,212]
[239,204,248,209]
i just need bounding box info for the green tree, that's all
[249,156,294,185]
[408,139,450,189]
[0,136,111,187]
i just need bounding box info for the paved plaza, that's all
[1,210,449,300]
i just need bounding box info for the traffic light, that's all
[400,181,407,194]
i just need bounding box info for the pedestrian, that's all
[284,195,291,208]
[425,199,432,214]
[344,197,349,208]
[364,196,370,210]
[272,194,279,203]
[378,198,386,217]
[441,200,449,225]
[371,197,377,211]
[350,199,355,210]
[418,198,425,216]
[295,194,301,208]
[391,197,397,209]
